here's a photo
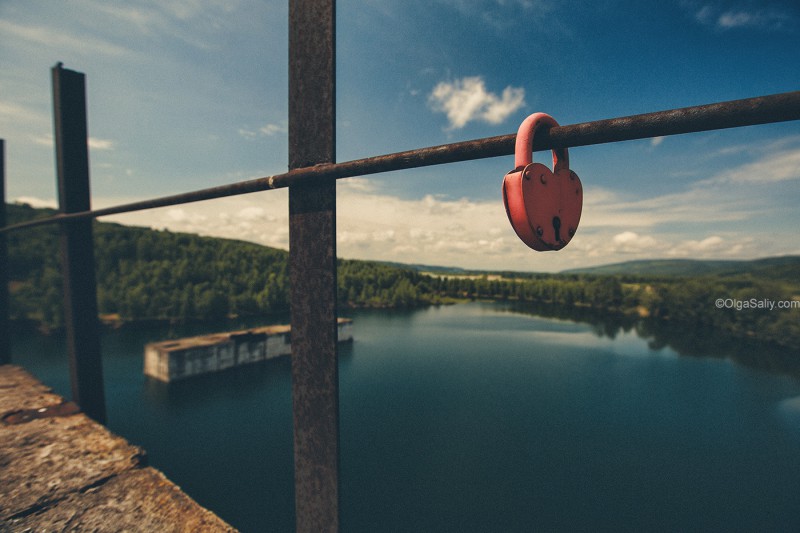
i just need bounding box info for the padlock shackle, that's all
[514,112,569,172]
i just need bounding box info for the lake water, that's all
[10,301,800,532]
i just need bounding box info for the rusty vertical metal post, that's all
[288,0,339,531]
[0,139,8,365]
[52,64,106,424]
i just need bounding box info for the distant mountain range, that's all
[378,256,800,281]
[562,256,800,279]
[374,261,470,275]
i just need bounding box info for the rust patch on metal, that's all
[2,401,80,425]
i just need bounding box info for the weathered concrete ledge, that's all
[0,364,237,532]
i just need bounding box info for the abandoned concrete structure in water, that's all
[144,318,353,382]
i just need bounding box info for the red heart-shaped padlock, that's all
[502,113,583,251]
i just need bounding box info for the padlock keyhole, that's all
[552,216,562,243]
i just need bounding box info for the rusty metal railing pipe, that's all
[1,90,798,235]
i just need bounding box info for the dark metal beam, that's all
[52,63,106,424]
[288,1,339,531]
[0,139,8,364]
[2,90,799,235]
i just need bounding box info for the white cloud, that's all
[650,136,664,148]
[718,11,753,28]
[166,208,207,224]
[579,185,747,231]
[0,102,46,125]
[0,19,130,57]
[81,0,245,49]
[578,140,800,231]
[89,137,115,151]
[694,5,715,25]
[238,206,263,218]
[717,9,790,30]
[428,76,525,129]
[699,146,800,185]
[668,235,727,256]
[87,3,157,34]
[336,186,516,268]
[22,134,114,151]
[31,135,54,147]
[104,192,291,250]
[436,0,554,31]
[239,122,287,139]
[611,231,659,253]
[12,196,58,209]
[693,4,794,31]
[259,123,286,136]
[340,177,377,193]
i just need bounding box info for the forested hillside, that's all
[5,203,443,328]
[564,256,800,278]
[5,203,800,349]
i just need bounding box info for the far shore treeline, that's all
[6,203,800,350]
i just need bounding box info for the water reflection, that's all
[140,331,354,408]
[141,358,289,408]
[502,301,800,380]
[778,396,800,437]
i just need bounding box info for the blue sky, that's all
[1,0,798,271]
